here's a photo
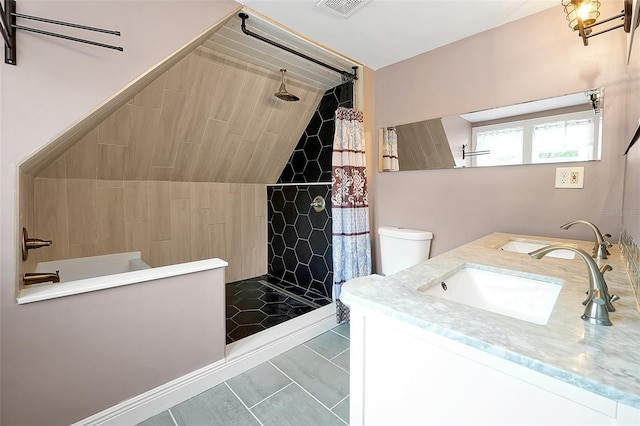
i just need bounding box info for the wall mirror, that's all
[379,88,604,172]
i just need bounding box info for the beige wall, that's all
[32,178,267,282]
[373,2,636,261]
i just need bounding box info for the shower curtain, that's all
[331,107,372,323]
[382,127,399,171]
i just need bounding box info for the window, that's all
[471,110,600,167]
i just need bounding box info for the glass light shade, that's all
[562,0,601,31]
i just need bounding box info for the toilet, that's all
[339,226,433,306]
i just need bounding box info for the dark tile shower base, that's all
[225,275,332,344]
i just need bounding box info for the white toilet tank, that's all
[378,226,433,276]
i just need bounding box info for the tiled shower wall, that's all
[32,179,266,283]
[267,83,353,298]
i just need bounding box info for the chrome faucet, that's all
[23,271,60,286]
[560,220,611,260]
[528,245,618,326]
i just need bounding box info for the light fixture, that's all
[561,0,632,46]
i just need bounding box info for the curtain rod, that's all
[238,13,357,82]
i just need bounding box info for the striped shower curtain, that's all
[331,107,372,323]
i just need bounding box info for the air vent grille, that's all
[316,0,371,18]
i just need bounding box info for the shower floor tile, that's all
[225,275,331,344]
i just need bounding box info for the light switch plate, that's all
[555,166,584,188]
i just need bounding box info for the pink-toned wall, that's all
[373,2,639,262]
[0,1,239,424]
[622,56,640,239]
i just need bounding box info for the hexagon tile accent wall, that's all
[268,185,333,300]
[267,82,353,300]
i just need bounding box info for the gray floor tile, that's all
[252,383,345,426]
[271,345,349,408]
[332,396,350,424]
[136,410,175,426]
[171,383,259,426]
[332,322,350,339]
[305,330,350,359]
[226,361,292,407]
[332,349,350,372]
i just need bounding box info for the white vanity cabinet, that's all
[349,307,640,426]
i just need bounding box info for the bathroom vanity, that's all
[342,233,640,425]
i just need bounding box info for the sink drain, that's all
[441,282,447,291]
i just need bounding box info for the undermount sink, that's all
[499,239,576,259]
[419,264,563,325]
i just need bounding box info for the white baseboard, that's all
[74,304,337,426]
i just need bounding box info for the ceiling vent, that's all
[316,0,371,18]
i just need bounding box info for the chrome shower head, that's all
[274,69,299,102]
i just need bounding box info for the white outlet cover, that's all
[555,166,584,189]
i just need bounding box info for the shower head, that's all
[274,69,300,102]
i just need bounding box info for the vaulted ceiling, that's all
[35,10,350,184]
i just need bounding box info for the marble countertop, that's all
[341,232,640,408]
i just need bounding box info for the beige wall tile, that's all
[183,58,223,144]
[209,183,226,224]
[208,223,226,261]
[255,185,267,217]
[209,56,247,122]
[148,167,173,181]
[254,216,268,277]
[253,132,279,182]
[149,240,173,267]
[224,191,241,282]
[66,179,98,245]
[97,186,126,255]
[123,181,149,223]
[148,181,171,241]
[99,104,131,146]
[97,180,124,188]
[190,182,210,209]
[209,134,242,182]
[171,143,198,182]
[69,243,100,259]
[38,156,66,179]
[191,119,229,182]
[151,90,190,168]
[19,171,36,279]
[190,209,210,261]
[171,199,191,264]
[134,72,167,109]
[65,127,98,180]
[124,106,160,180]
[170,182,190,199]
[227,64,265,137]
[125,222,150,263]
[166,51,199,94]
[243,71,279,142]
[97,144,126,180]
[225,137,257,183]
[34,178,69,261]
[263,97,291,135]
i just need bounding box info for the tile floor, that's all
[226,276,332,344]
[138,323,351,426]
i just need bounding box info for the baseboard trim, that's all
[74,304,337,426]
